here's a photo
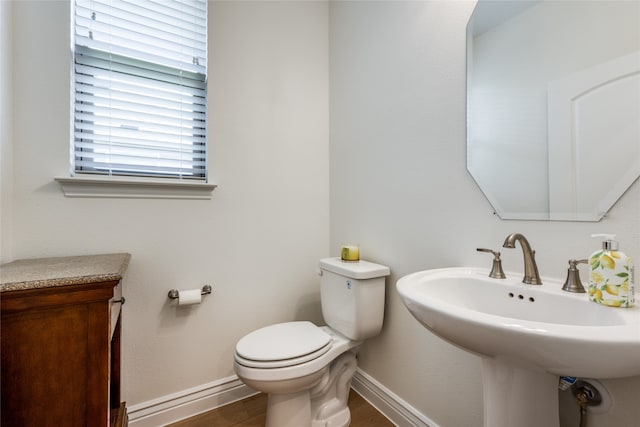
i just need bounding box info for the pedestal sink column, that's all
[482,359,559,427]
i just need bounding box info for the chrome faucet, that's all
[502,233,542,285]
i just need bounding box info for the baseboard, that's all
[127,375,257,427]
[351,369,440,427]
[127,370,436,427]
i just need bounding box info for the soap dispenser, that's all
[588,234,635,308]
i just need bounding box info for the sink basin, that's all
[397,267,640,427]
[397,267,640,378]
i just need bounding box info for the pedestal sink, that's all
[396,267,640,427]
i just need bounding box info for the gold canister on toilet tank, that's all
[341,244,360,262]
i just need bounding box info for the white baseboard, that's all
[351,369,440,427]
[127,375,257,427]
[127,370,436,427]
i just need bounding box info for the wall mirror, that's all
[466,0,640,221]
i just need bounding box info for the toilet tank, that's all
[318,257,390,341]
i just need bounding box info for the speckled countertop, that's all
[0,253,131,293]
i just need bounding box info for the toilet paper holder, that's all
[167,284,212,300]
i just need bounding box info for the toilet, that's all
[234,257,390,427]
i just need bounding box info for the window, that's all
[72,0,208,181]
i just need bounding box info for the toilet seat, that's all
[234,325,360,383]
[235,321,332,369]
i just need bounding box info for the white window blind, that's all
[73,0,208,180]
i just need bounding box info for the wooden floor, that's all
[167,389,394,427]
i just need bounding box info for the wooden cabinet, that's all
[0,254,130,427]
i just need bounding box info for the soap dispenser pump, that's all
[588,234,635,308]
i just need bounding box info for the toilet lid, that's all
[236,321,331,362]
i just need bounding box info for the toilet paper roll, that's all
[178,289,202,306]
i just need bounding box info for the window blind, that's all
[73,0,208,180]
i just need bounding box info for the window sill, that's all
[55,176,217,200]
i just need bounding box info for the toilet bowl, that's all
[235,323,360,427]
[233,258,390,427]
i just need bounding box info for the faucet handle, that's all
[477,248,507,279]
[561,259,588,293]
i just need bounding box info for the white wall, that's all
[330,1,640,427]
[8,0,329,406]
[1,0,13,264]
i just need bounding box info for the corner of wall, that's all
[0,0,14,263]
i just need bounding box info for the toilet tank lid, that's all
[319,257,390,279]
